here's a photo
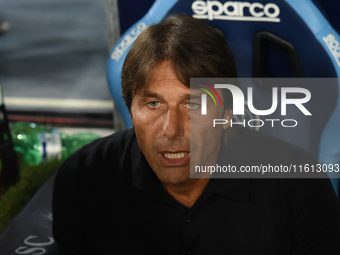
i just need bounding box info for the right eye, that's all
[187,102,199,109]
[148,101,160,107]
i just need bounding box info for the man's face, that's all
[131,61,231,186]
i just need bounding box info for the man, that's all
[52,14,340,254]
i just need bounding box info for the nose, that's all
[162,108,185,139]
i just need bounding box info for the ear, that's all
[223,109,233,130]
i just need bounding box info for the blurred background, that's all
[1,0,112,128]
[0,0,153,129]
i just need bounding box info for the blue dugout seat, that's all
[107,0,340,198]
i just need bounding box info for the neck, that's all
[162,178,211,208]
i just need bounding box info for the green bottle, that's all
[11,122,102,165]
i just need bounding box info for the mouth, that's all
[158,151,190,166]
[163,152,188,159]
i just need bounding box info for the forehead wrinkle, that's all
[138,89,195,104]
[178,93,190,100]
[138,90,165,100]
[190,88,205,98]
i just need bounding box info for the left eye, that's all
[148,101,160,107]
[187,102,199,109]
